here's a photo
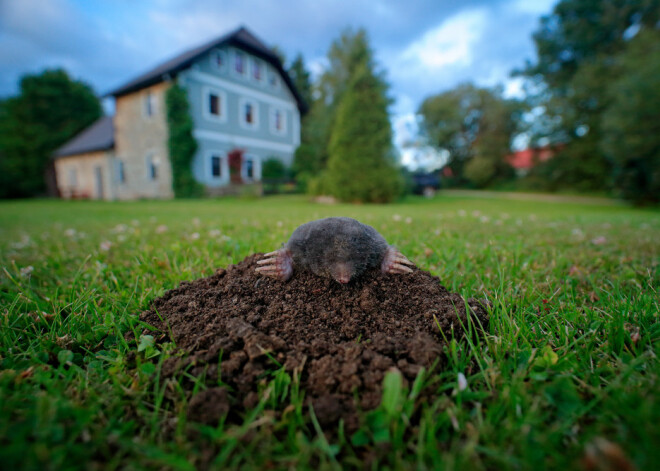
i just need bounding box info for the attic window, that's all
[269,71,279,88]
[235,52,246,75]
[211,50,226,70]
[252,59,262,81]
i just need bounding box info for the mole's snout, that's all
[332,262,353,284]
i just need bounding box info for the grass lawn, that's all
[0,194,658,470]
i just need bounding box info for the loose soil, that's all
[139,254,490,429]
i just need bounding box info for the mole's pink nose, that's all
[332,262,352,284]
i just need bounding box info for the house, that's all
[53,26,306,200]
[506,145,557,177]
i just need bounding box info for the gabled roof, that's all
[53,116,114,158]
[106,26,308,113]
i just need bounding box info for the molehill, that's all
[139,254,490,429]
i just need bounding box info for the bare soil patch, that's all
[139,254,489,429]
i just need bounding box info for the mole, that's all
[256,217,414,284]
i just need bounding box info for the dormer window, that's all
[235,51,246,75]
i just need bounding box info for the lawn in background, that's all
[0,194,658,470]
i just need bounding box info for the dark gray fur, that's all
[285,217,389,280]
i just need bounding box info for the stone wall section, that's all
[54,151,114,200]
[114,81,174,199]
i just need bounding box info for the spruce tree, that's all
[326,62,401,203]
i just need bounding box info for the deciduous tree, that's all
[419,84,519,187]
[0,69,101,198]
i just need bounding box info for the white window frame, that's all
[143,91,157,118]
[202,86,227,123]
[269,106,287,136]
[234,50,246,76]
[210,49,227,72]
[207,152,228,182]
[241,154,260,182]
[239,97,259,130]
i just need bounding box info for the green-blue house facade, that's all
[179,43,301,187]
[53,26,306,200]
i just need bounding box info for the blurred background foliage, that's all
[0,0,658,204]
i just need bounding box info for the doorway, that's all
[94,166,104,199]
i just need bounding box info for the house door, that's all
[94,166,104,199]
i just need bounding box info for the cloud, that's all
[399,9,487,70]
[0,0,556,120]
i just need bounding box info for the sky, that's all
[0,0,558,168]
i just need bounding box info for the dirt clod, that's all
[139,254,489,427]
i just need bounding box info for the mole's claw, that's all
[257,257,277,265]
[391,263,414,273]
[255,249,294,281]
[382,246,415,275]
[394,255,414,265]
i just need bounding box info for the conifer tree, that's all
[325,62,401,203]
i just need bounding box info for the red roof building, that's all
[506,146,558,175]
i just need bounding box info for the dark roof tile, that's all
[53,116,114,158]
[106,26,307,113]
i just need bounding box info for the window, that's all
[235,51,246,75]
[270,107,287,135]
[144,91,157,117]
[202,87,227,122]
[268,71,279,88]
[146,153,159,180]
[252,59,262,81]
[244,158,254,180]
[210,49,226,70]
[209,93,220,115]
[118,160,126,184]
[239,98,259,129]
[68,168,78,187]
[211,155,222,178]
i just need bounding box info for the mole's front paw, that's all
[381,246,415,275]
[255,249,294,281]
